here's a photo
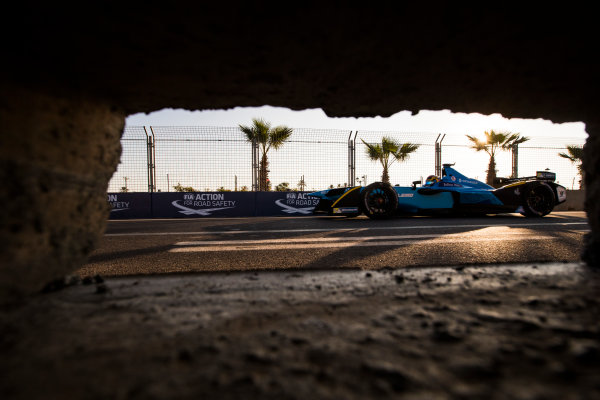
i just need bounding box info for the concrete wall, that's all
[554,190,585,212]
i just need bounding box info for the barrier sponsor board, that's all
[107,193,152,219]
[152,192,255,218]
[256,191,320,216]
[107,192,321,219]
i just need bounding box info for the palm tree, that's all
[239,118,293,191]
[362,137,419,184]
[559,145,584,189]
[466,130,529,185]
[297,176,306,191]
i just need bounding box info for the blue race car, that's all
[309,164,567,219]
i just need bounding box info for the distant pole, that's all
[235,175,238,191]
[435,134,445,177]
[123,176,128,191]
[167,174,170,192]
[511,144,519,178]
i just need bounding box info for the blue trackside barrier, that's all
[107,191,321,219]
[107,193,153,219]
[152,192,256,218]
[254,191,320,217]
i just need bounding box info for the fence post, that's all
[512,144,519,178]
[435,134,445,177]
[348,131,355,187]
[251,138,259,191]
[150,127,156,192]
[144,126,156,192]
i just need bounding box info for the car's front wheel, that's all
[360,182,398,219]
[521,182,555,217]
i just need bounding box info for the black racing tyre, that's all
[360,182,398,219]
[521,182,555,217]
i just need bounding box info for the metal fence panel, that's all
[263,128,349,191]
[151,126,249,192]
[355,131,439,186]
[107,126,147,193]
[518,136,586,189]
[109,126,586,193]
[440,134,513,183]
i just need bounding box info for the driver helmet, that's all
[425,175,440,186]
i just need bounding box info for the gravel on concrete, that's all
[1,262,599,399]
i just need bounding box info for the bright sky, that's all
[126,106,588,139]
[116,106,587,192]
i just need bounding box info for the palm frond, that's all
[255,118,271,145]
[568,145,583,160]
[466,135,487,152]
[252,118,271,132]
[268,126,293,150]
[239,117,271,144]
[381,136,400,154]
[238,124,255,142]
[559,145,583,163]
[393,143,420,162]
[362,139,383,161]
[501,132,529,149]
[511,135,530,146]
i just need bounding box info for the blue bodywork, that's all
[394,166,502,213]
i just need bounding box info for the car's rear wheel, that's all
[522,182,555,217]
[360,182,398,219]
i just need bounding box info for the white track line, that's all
[169,236,555,252]
[106,221,588,237]
[174,231,538,246]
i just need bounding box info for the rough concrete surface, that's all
[1,263,599,400]
[583,128,600,266]
[0,87,125,299]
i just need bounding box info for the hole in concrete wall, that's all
[119,106,587,191]
[4,4,598,396]
[79,106,589,279]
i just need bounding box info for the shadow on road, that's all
[80,213,588,278]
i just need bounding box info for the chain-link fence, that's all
[519,136,587,190]
[354,131,438,187]
[110,126,148,193]
[108,126,587,193]
[152,126,250,192]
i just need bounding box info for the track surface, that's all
[79,212,588,276]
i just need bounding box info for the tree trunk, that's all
[260,154,269,191]
[486,156,497,185]
[381,166,389,184]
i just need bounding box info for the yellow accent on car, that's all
[503,181,527,188]
[331,186,361,207]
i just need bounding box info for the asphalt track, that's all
[78,212,589,277]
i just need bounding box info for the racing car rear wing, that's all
[494,170,556,186]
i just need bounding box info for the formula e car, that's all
[309,164,567,219]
